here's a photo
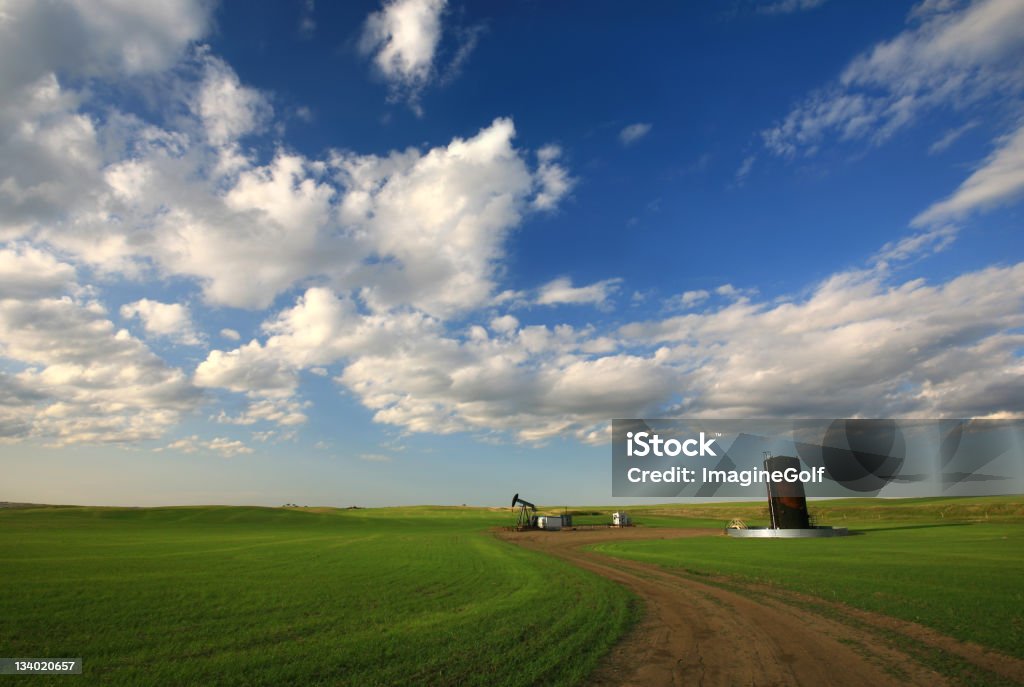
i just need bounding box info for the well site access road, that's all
[498,527,1024,687]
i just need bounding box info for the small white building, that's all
[612,511,631,527]
[536,515,562,530]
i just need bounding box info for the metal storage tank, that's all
[764,455,810,529]
[537,516,562,530]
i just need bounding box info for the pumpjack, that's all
[510,493,538,530]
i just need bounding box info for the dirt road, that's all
[498,528,1024,687]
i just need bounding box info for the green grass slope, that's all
[0,506,635,687]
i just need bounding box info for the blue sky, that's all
[1,0,1022,507]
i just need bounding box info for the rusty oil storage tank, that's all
[764,455,810,529]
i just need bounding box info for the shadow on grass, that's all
[850,523,973,534]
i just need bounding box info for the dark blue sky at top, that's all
[194,0,1021,332]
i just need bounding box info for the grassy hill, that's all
[0,506,635,686]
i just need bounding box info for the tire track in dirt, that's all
[497,528,1024,687]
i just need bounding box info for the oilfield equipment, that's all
[764,454,811,529]
[535,515,562,530]
[726,453,848,538]
[509,495,620,531]
[511,493,538,530]
[510,494,570,530]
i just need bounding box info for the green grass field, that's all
[0,506,635,686]
[590,496,1024,660]
[3,497,1022,686]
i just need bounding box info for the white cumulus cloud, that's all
[120,299,203,346]
[336,118,572,315]
[193,56,272,146]
[0,250,199,444]
[360,0,447,110]
[0,244,76,298]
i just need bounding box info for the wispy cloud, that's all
[672,290,710,310]
[757,0,828,15]
[619,122,652,146]
[298,0,316,38]
[914,120,1024,226]
[929,119,980,154]
[763,0,1024,157]
[164,435,254,457]
[536,277,622,307]
[873,226,959,266]
[734,155,756,185]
